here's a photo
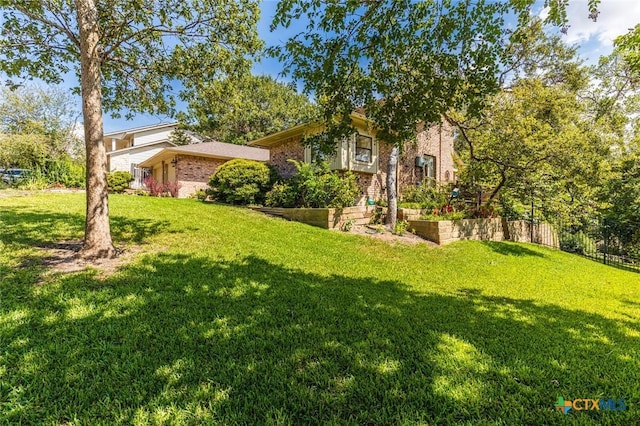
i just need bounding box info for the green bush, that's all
[107,171,134,193]
[265,182,297,208]
[46,158,85,188]
[393,220,410,236]
[401,184,450,210]
[397,202,422,210]
[265,160,360,208]
[208,159,275,205]
[192,189,208,201]
[420,211,466,221]
[560,231,597,255]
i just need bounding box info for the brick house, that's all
[248,112,457,205]
[138,141,269,198]
[105,123,190,188]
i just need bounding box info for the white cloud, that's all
[562,1,640,47]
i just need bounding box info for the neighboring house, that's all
[105,122,200,188]
[138,141,269,198]
[247,112,457,205]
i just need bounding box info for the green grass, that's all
[1,193,639,425]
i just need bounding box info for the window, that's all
[355,134,373,163]
[424,155,436,184]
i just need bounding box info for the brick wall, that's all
[175,155,226,198]
[268,136,305,178]
[399,121,456,193]
[356,121,456,203]
[265,121,456,205]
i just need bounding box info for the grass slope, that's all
[1,193,639,425]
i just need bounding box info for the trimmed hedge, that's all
[208,159,275,205]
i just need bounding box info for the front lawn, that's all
[1,193,638,424]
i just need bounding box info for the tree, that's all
[448,21,619,221]
[450,79,606,218]
[270,0,595,227]
[582,52,640,150]
[181,74,317,144]
[1,0,261,257]
[0,84,83,159]
[616,24,640,75]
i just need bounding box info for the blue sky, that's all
[98,0,640,132]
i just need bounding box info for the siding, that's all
[133,128,173,146]
[108,143,174,172]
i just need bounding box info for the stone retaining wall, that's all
[408,218,504,245]
[257,206,376,230]
[504,220,559,248]
[397,208,423,221]
[255,205,558,247]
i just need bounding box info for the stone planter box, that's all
[256,206,377,229]
[408,218,504,245]
[397,208,424,221]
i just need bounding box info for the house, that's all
[105,123,198,188]
[247,112,457,205]
[138,141,269,198]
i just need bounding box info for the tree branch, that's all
[13,4,80,48]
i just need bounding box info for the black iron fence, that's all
[525,216,640,272]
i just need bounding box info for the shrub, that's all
[393,220,409,236]
[46,158,86,188]
[144,176,165,197]
[265,160,360,208]
[420,205,466,221]
[192,189,208,201]
[164,180,181,198]
[560,231,597,255]
[107,171,133,193]
[265,182,297,208]
[208,159,274,205]
[401,184,450,210]
[467,205,498,219]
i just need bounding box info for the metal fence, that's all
[528,216,640,273]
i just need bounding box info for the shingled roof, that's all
[139,141,269,167]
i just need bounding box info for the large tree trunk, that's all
[386,146,398,228]
[76,0,116,258]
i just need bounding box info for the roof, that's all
[104,122,178,139]
[247,112,371,148]
[106,140,175,156]
[138,141,269,167]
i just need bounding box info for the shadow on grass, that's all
[1,254,638,424]
[0,206,169,246]
[480,241,546,258]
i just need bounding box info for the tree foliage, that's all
[449,23,614,219]
[451,79,606,216]
[0,85,83,158]
[0,0,261,257]
[269,0,598,225]
[182,74,317,144]
[615,24,640,76]
[0,0,262,118]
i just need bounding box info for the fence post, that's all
[603,218,608,265]
[530,194,534,243]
